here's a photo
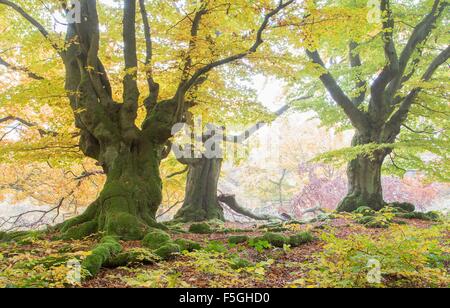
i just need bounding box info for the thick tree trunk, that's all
[173,103,293,222]
[337,133,389,212]
[59,143,165,240]
[174,157,224,222]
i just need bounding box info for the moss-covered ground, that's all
[0,212,448,288]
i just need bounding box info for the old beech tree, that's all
[174,103,299,222]
[0,0,293,239]
[304,0,449,211]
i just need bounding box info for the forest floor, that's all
[0,213,449,288]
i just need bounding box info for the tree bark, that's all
[174,102,295,222]
[59,141,167,240]
[0,0,295,236]
[174,157,224,222]
[218,194,276,221]
[337,132,389,212]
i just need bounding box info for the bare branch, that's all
[166,166,189,179]
[0,115,59,137]
[226,96,311,144]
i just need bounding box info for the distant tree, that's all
[292,162,446,216]
[290,0,449,211]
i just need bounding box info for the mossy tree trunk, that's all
[56,1,178,239]
[174,103,294,222]
[174,156,275,222]
[0,0,295,237]
[174,157,224,222]
[306,2,449,213]
[337,132,389,212]
[60,142,166,240]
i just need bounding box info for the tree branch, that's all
[306,50,368,130]
[0,0,62,56]
[139,0,160,113]
[226,96,311,144]
[166,166,189,179]
[348,41,366,106]
[121,0,140,134]
[180,3,209,84]
[0,55,44,80]
[370,0,399,109]
[180,0,295,95]
[386,0,448,99]
[0,115,59,137]
[385,45,450,140]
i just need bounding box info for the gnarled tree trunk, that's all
[60,142,166,240]
[337,132,389,212]
[306,2,449,213]
[174,103,295,222]
[0,0,294,238]
[174,157,224,222]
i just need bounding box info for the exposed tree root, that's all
[55,177,168,240]
[218,194,279,221]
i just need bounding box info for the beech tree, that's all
[173,103,299,222]
[292,0,449,211]
[0,0,294,239]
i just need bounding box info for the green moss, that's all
[0,231,45,244]
[154,243,181,260]
[285,221,305,226]
[104,248,160,267]
[258,222,283,230]
[262,232,288,248]
[289,232,314,247]
[82,236,122,276]
[356,216,376,225]
[397,211,440,221]
[105,212,146,241]
[391,202,416,213]
[164,222,187,233]
[228,235,250,245]
[189,222,212,234]
[355,216,390,228]
[426,211,441,221]
[142,229,171,249]
[393,220,408,225]
[338,195,385,213]
[62,221,98,240]
[337,195,366,212]
[355,206,376,216]
[207,219,225,229]
[220,228,252,234]
[174,239,202,252]
[82,254,104,277]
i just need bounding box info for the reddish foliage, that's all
[291,163,446,217]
